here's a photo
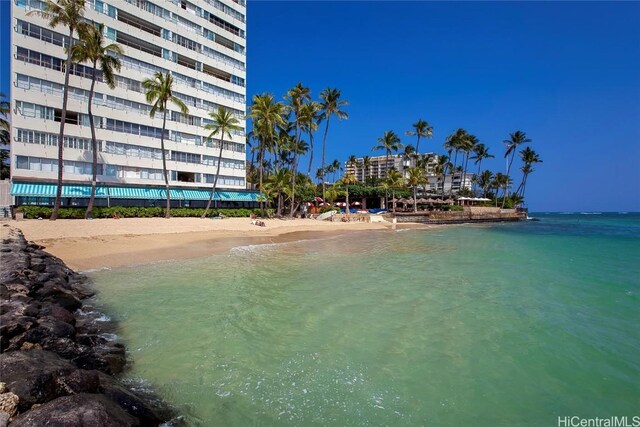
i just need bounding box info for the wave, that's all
[229,242,283,254]
[580,212,602,215]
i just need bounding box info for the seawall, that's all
[387,207,526,224]
[0,225,176,426]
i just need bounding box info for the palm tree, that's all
[361,156,372,182]
[373,130,403,209]
[71,23,122,219]
[434,154,450,196]
[201,107,242,218]
[405,119,433,154]
[142,72,188,218]
[264,168,291,217]
[469,143,494,194]
[401,144,416,169]
[515,147,542,201]
[460,133,478,195]
[285,83,311,216]
[29,0,87,220]
[340,173,358,218]
[319,88,349,199]
[300,101,321,175]
[502,130,531,208]
[249,93,286,216]
[385,168,404,212]
[477,170,494,198]
[330,159,341,183]
[492,172,511,207]
[346,154,359,177]
[407,166,426,213]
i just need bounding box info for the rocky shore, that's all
[0,225,175,426]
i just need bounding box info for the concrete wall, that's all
[392,209,525,224]
[0,179,12,206]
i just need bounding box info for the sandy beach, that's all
[2,217,418,271]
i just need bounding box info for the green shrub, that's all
[20,206,267,219]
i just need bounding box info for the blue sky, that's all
[247,1,640,212]
[2,1,639,211]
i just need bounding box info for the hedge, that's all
[19,206,274,219]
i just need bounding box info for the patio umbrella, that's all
[350,201,361,206]
[417,198,429,203]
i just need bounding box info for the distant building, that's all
[344,153,472,194]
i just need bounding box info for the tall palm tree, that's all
[372,131,403,177]
[71,23,122,219]
[407,166,426,213]
[249,93,286,216]
[319,88,349,199]
[405,119,433,154]
[373,131,403,209]
[502,130,531,208]
[492,172,511,207]
[361,155,372,183]
[330,159,341,183]
[434,154,450,196]
[285,83,311,216]
[460,133,478,195]
[469,143,494,194]
[29,0,87,220]
[401,144,416,170]
[340,173,358,218]
[201,107,241,218]
[346,154,359,177]
[477,170,494,198]
[515,147,542,201]
[142,72,188,218]
[300,101,321,175]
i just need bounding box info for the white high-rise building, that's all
[344,153,472,194]
[10,0,256,207]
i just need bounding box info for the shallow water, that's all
[89,213,640,426]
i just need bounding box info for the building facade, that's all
[345,153,472,194]
[10,0,255,206]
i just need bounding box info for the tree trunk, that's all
[85,62,98,220]
[259,146,265,217]
[416,135,421,154]
[461,153,470,193]
[502,151,516,208]
[321,117,330,200]
[202,133,226,218]
[160,108,171,218]
[413,186,417,213]
[385,151,390,210]
[289,121,300,217]
[51,27,75,220]
[345,186,349,218]
[307,132,314,175]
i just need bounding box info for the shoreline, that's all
[7,218,435,271]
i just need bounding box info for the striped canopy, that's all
[11,182,260,202]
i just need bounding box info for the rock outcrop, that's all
[0,225,175,426]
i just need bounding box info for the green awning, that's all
[107,186,163,199]
[182,189,213,200]
[11,183,108,198]
[11,182,260,202]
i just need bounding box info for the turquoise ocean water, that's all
[88,213,640,426]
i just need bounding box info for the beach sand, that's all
[3,217,432,271]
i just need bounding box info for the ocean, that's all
[88,213,640,426]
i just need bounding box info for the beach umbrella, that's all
[417,198,429,203]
